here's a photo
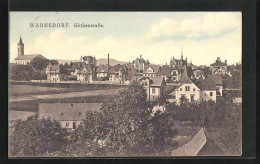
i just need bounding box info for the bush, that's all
[10,118,68,156]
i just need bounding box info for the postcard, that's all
[9,12,242,157]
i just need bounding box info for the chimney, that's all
[225,60,227,65]
[217,57,220,62]
[140,54,142,59]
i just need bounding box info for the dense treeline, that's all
[165,99,242,155]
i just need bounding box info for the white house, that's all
[168,66,218,103]
[143,65,161,77]
[38,103,102,130]
[76,65,95,83]
[46,64,61,82]
[135,76,166,101]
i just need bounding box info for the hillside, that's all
[53,58,127,66]
[96,58,127,66]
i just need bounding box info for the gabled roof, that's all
[71,62,88,71]
[97,64,108,72]
[109,64,126,73]
[196,75,221,90]
[160,66,173,77]
[38,103,102,121]
[14,54,45,60]
[46,64,60,71]
[212,67,226,73]
[198,79,218,90]
[134,76,164,87]
[150,77,165,86]
[208,74,222,85]
[144,65,161,73]
[77,65,93,74]
[210,60,227,67]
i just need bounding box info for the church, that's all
[14,36,46,65]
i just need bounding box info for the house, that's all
[170,66,201,102]
[96,64,108,79]
[14,36,46,65]
[193,69,205,79]
[46,64,61,82]
[76,65,95,83]
[210,57,228,74]
[109,64,128,84]
[160,65,180,82]
[168,66,218,103]
[134,76,166,101]
[207,74,223,96]
[131,54,150,73]
[38,103,102,130]
[79,55,97,66]
[143,65,161,77]
[198,77,218,102]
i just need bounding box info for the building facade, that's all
[38,103,101,130]
[46,64,61,82]
[210,57,228,74]
[135,76,166,101]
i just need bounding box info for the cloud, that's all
[10,13,241,66]
[147,12,241,39]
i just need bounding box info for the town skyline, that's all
[10,12,241,65]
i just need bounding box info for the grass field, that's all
[9,94,111,112]
[9,85,68,96]
[9,83,128,96]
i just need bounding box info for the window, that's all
[191,95,194,101]
[173,96,176,99]
[205,93,206,96]
[210,92,213,96]
[66,122,69,127]
[79,112,81,115]
[180,88,182,91]
[152,88,156,94]
[185,86,190,91]
[73,122,76,130]
[60,112,64,116]
[193,88,195,91]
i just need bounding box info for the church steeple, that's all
[17,35,24,56]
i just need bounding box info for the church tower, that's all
[17,36,24,56]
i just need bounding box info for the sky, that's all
[9,12,242,66]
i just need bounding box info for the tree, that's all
[67,83,178,156]
[9,64,34,81]
[10,118,68,156]
[30,56,50,71]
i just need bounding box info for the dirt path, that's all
[9,88,124,102]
